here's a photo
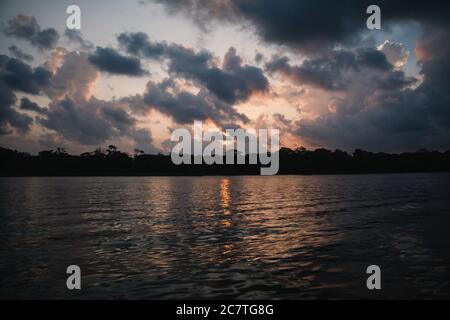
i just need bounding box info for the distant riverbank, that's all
[2,145,450,176]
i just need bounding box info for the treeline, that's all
[1,145,450,176]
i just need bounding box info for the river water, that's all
[1,174,449,299]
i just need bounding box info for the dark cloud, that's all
[294,25,450,151]
[0,14,160,151]
[38,96,143,146]
[34,28,60,49]
[0,83,33,135]
[416,26,450,128]
[0,105,33,135]
[16,49,158,152]
[19,97,45,113]
[273,113,292,128]
[154,0,450,154]
[186,0,442,151]
[101,104,136,134]
[142,78,249,128]
[266,48,399,91]
[88,47,148,76]
[0,55,52,95]
[3,5,450,153]
[8,45,34,62]
[118,33,269,104]
[0,55,50,134]
[295,92,447,152]
[131,127,160,154]
[117,32,166,58]
[0,45,157,152]
[38,97,119,145]
[168,46,269,104]
[4,14,59,49]
[64,29,94,50]
[150,0,366,51]
[37,95,157,152]
[254,52,264,65]
[152,0,450,53]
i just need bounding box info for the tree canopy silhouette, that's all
[1,145,449,176]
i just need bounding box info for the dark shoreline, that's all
[2,145,450,177]
[1,171,450,178]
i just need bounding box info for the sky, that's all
[0,0,449,154]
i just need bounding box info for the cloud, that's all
[8,45,34,62]
[254,52,264,65]
[130,128,160,154]
[273,113,293,129]
[293,26,450,151]
[4,14,59,49]
[44,50,99,101]
[19,97,46,113]
[295,91,447,152]
[88,47,148,76]
[416,26,450,128]
[0,45,157,152]
[0,83,33,135]
[33,50,157,151]
[151,0,367,51]
[0,54,52,95]
[145,1,450,150]
[118,32,269,104]
[36,95,158,152]
[1,27,265,149]
[0,55,52,135]
[64,29,94,50]
[378,40,409,68]
[151,0,450,53]
[117,32,167,58]
[38,97,126,145]
[141,78,249,128]
[3,6,450,153]
[167,46,269,104]
[265,48,402,91]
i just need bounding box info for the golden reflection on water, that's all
[220,178,234,227]
[220,178,235,256]
[220,178,231,216]
[223,244,234,255]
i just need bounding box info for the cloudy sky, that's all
[0,0,449,154]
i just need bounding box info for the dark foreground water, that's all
[0,174,450,299]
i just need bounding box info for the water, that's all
[0,174,450,299]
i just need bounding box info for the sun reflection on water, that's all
[220,178,231,215]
